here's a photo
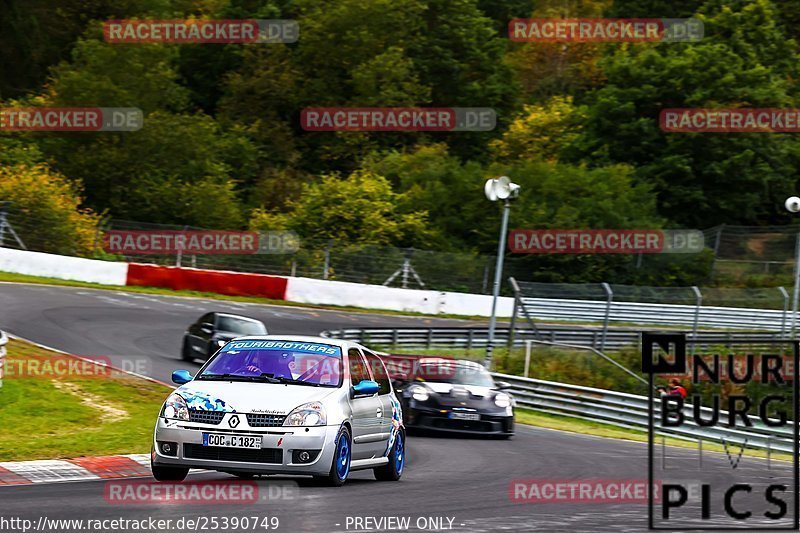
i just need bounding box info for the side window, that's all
[364,351,391,395]
[349,348,369,386]
[199,313,213,325]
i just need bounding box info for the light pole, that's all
[785,196,800,338]
[484,177,521,369]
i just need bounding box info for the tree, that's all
[249,170,434,247]
[41,111,254,227]
[490,96,588,162]
[0,164,101,256]
[569,0,800,227]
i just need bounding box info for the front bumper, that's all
[153,416,339,475]
[405,405,514,435]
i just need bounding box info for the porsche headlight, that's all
[163,393,189,421]
[283,401,326,426]
[494,393,511,408]
[411,386,429,402]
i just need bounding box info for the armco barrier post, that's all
[779,286,789,339]
[691,286,702,353]
[600,283,613,351]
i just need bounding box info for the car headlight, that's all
[411,385,429,402]
[283,401,326,426]
[163,393,189,421]
[494,393,511,408]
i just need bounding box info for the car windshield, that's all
[416,362,495,388]
[199,340,342,387]
[216,316,267,335]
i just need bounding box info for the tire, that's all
[181,337,194,362]
[374,430,405,481]
[320,426,352,486]
[151,462,189,482]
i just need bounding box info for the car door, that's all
[348,347,385,460]
[187,313,214,354]
[363,350,394,446]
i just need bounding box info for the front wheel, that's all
[374,430,404,481]
[181,338,194,362]
[151,462,189,482]
[319,427,351,486]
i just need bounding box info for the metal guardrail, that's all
[517,298,790,332]
[323,327,786,351]
[495,373,794,454]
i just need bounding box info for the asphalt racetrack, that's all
[0,282,793,532]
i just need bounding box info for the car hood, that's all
[175,380,339,415]
[422,382,494,398]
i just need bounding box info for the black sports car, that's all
[181,312,268,362]
[393,357,514,438]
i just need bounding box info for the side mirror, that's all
[494,380,511,391]
[200,323,214,334]
[172,369,194,385]
[353,379,380,397]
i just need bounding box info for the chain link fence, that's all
[5,200,800,294]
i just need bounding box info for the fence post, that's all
[291,259,297,277]
[691,286,702,353]
[709,224,724,281]
[524,340,532,378]
[792,232,800,339]
[323,241,332,280]
[779,286,789,339]
[507,294,519,352]
[600,283,613,351]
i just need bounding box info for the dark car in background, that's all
[392,357,514,438]
[181,313,268,362]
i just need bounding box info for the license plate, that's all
[449,412,480,421]
[203,433,262,449]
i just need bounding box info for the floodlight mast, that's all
[484,177,520,370]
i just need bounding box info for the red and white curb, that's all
[0,454,151,486]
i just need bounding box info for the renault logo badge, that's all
[228,415,240,428]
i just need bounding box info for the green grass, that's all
[0,338,171,461]
[516,408,792,463]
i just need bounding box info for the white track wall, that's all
[284,276,514,317]
[0,248,129,286]
[0,248,513,317]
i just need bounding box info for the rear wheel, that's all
[374,430,404,481]
[318,427,351,486]
[181,338,194,362]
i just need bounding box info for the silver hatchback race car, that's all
[151,335,405,486]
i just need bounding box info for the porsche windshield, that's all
[416,362,495,388]
[199,340,343,387]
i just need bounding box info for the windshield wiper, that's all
[269,375,321,387]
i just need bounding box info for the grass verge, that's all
[516,408,793,463]
[0,338,170,461]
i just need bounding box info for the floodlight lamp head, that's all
[484,176,520,202]
[786,196,800,213]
